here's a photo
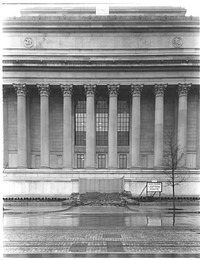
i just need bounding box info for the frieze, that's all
[154,84,168,96]
[107,84,120,96]
[13,83,27,96]
[130,84,143,96]
[37,84,50,96]
[60,84,73,96]
[177,83,192,96]
[84,84,96,95]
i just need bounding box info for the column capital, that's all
[178,83,192,96]
[61,84,73,97]
[107,84,120,96]
[154,84,167,96]
[13,83,27,96]
[84,84,96,96]
[130,84,143,97]
[37,84,50,96]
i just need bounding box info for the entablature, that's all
[3,15,200,33]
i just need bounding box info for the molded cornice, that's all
[3,15,200,33]
[3,59,200,72]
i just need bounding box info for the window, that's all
[117,100,129,146]
[119,154,127,169]
[98,154,106,168]
[75,100,86,146]
[77,154,84,168]
[96,99,108,146]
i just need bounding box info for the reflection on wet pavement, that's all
[3,205,200,228]
[3,204,200,257]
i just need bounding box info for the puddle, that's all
[3,205,200,228]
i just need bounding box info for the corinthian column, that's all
[154,84,167,168]
[130,84,143,168]
[61,84,73,169]
[14,84,27,168]
[177,83,191,167]
[37,84,50,168]
[198,87,200,169]
[84,84,96,168]
[108,84,120,169]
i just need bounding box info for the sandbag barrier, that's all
[3,193,200,204]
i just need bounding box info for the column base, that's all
[154,166,164,170]
[131,166,141,169]
[63,167,73,170]
[177,166,187,171]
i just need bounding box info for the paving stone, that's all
[103,234,121,238]
[107,241,124,252]
[70,243,87,252]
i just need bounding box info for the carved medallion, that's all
[24,37,34,48]
[172,37,183,48]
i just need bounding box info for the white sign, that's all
[96,5,109,15]
[147,182,162,192]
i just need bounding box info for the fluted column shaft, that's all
[84,84,96,168]
[37,84,50,168]
[108,84,119,169]
[131,84,143,168]
[61,84,73,169]
[154,84,167,168]
[14,84,27,168]
[177,83,191,167]
[198,87,200,169]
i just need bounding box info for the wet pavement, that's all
[3,202,200,257]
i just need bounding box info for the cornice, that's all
[3,59,199,66]
[4,15,199,22]
[3,15,200,33]
[3,59,200,73]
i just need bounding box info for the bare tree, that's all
[163,129,189,211]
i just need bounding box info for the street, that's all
[3,202,200,257]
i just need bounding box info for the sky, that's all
[1,0,200,17]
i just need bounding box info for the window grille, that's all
[75,100,86,146]
[117,100,129,146]
[77,154,85,168]
[96,99,108,146]
[98,154,106,168]
[119,154,127,169]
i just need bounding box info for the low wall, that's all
[3,169,200,197]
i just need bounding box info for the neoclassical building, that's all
[2,5,200,196]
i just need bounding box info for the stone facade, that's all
[2,5,200,196]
